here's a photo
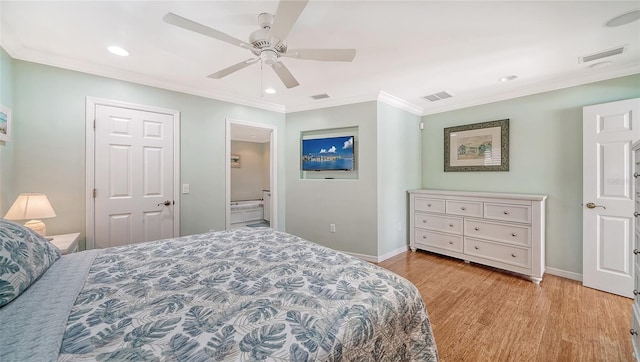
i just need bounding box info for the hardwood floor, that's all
[378,250,634,362]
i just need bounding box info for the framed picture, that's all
[0,105,10,142]
[230,154,241,168]
[444,119,509,172]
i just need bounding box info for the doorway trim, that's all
[226,118,278,231]
[85,97,181,249]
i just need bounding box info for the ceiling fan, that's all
[163,0,356,89]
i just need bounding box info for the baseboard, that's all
[342,251,379,263]
[377,246,410,262]
[342,246,409,263]
[545,266,582,281]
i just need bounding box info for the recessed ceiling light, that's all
[499,75,518,82]
[264,88,276,94]
[604,9,640,27]
[107,46,129,57]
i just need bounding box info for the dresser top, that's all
[408,189,548,201]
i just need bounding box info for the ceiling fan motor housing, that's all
[250,13,287,53]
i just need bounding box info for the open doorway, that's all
[225,119,277,230]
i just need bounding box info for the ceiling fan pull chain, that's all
[260,60,263,97]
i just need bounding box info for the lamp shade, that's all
[4,193,57,220]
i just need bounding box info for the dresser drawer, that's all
[632,306,640,357]
[464,237,531,269]
[484,203,531,223]
[415,229,463,253]
[414,213,463,234]
[464,219,531,247]
[446,200,483,217]
[415,198,446,213]
[635,263,640,306]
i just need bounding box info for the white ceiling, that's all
[1,1,639,115]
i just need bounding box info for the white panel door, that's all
[94,104,175,248]
[583,97,640,298]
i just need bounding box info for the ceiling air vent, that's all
[579,46,625,63]
[423,91,453,102]
[310,93,331,100]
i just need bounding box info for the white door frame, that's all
[225,118,278,231]
[85,97,181,249]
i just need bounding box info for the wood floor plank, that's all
[378,250,634,362]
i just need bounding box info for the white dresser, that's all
[631,142,640,359]
[409,189,547,283]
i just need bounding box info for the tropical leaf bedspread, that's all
[58,228,438,361]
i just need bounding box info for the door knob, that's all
[158,200,172,206]
[585,202,606,209]
[635,172,640,178]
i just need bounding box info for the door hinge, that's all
[93,189,96,198]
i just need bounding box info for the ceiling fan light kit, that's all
[163,0,356,89]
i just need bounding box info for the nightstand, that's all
[48,233,80,255]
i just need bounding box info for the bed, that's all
[0,219,438,361]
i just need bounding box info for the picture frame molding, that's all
[444,119,509,172]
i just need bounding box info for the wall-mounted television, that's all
[301,135,354,171]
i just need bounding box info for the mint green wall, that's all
[422,74,640,274]
[376,102,421,255]
[10,60,285,249]
[0,48,13,214]
[285,102,378,256]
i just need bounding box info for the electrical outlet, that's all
[330,224,336,233]
[182,184,190,194]
[397,222,402,231]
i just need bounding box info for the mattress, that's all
[2,228,438,361]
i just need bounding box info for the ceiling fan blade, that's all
[268,0,309,47]
[208,58,259,79]
[163,12,254,50]
[283,49,356,62]
[271,61,300,88]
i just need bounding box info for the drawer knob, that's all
[422,235,427,239]
[503,211,509,215]
[511,233,517,237]
[631,329,638,336]
[634,289,639,296]
[427,203,432,207]
[448,241,454,245]
[474,227,480,231]
[635,249,640,255]
[461,207,466,211]
[511,253,517,258]
[422,219,427,223]
[474,246,479,250]
[449,223,454,227]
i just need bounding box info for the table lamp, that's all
[4,193,57,236]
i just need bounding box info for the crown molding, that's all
[284,92,380,113]
[421,65,640,116]
[377,91,424,116]
[1,42,286,113]
[4,41,637,118]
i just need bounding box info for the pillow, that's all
[0,219,61,307]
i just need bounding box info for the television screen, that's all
[302,135,354,171]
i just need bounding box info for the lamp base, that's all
[24,220,47,236]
